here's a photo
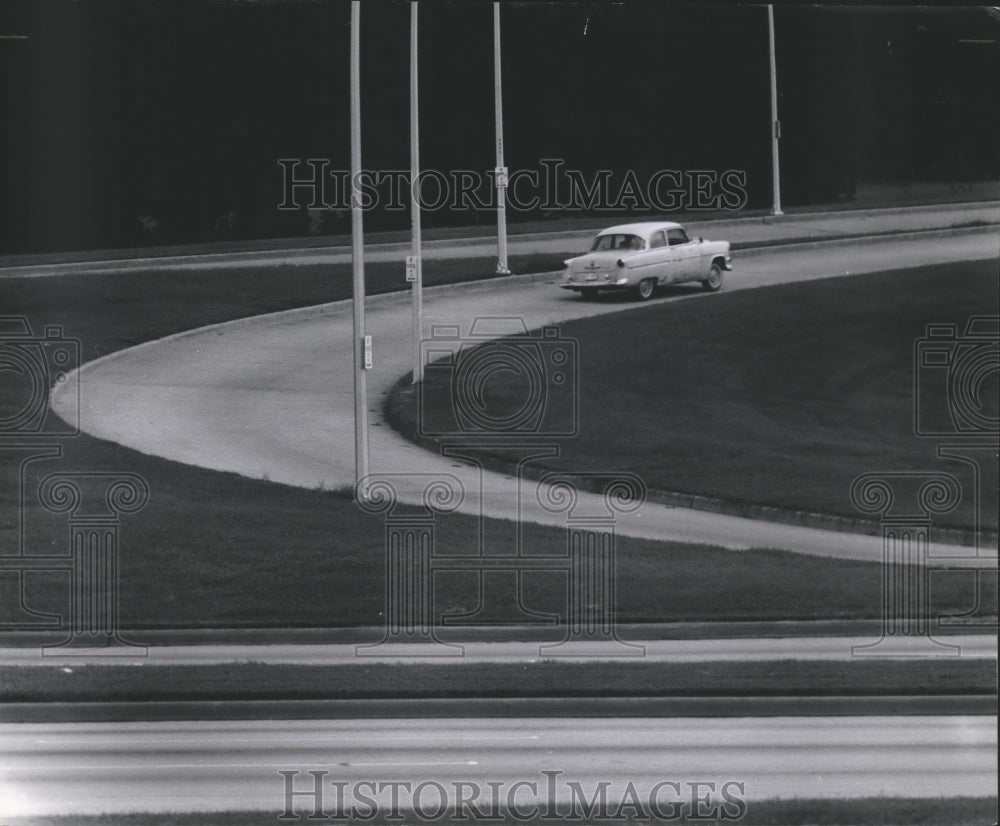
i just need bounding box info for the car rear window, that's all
[591,234,645,251]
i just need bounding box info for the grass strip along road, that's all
[1,251,997,632]
[2,659,994,706]
[2,799,997,826]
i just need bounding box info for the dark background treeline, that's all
[0,1,996,254]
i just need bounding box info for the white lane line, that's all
[338,760,479,767]
[3,760,482,772]
[25,735,538,746]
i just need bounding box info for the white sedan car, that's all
[560,221,732,301]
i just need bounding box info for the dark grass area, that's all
[0,254,562,363]
[3,451,995,627]
[4,797,997,826]
[400,261,1000,533]
[2,659,994,703]
[2,254,998,630]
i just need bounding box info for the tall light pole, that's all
[409,1,424,383]
[493,1,510,274]
[768,4,784,216]
[350,0,370,497]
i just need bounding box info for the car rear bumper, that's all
[562,283,623,291]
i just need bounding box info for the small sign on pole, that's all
[406,254,420,283]
[767,4,783,217]
[493,2,510,275]
[364,335,373,370]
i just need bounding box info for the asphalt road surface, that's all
[2,716,996,817]
[51,231,1000,562]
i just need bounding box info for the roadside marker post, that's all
[493,2,510,275]
[350,0,370,500]
[410,2,425,383]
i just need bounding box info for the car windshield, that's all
[591,233,645,252]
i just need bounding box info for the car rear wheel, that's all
[580,288,600,300]
[702,263,724,292]
[635,278,656,301]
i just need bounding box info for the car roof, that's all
[596,221,684,237]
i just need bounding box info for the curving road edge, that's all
[46,220,1000,564]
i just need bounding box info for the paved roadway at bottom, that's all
[1,716,996,817]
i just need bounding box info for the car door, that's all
[666,227,698,280]
[609,232,662,284]
[645,230,674,283]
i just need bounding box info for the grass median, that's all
[393,260,999,534]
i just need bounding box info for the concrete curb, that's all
[739,198,1000,223]
[735,223,999,258]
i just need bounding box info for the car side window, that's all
[649,231,666,249]
[667,228,690,246]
